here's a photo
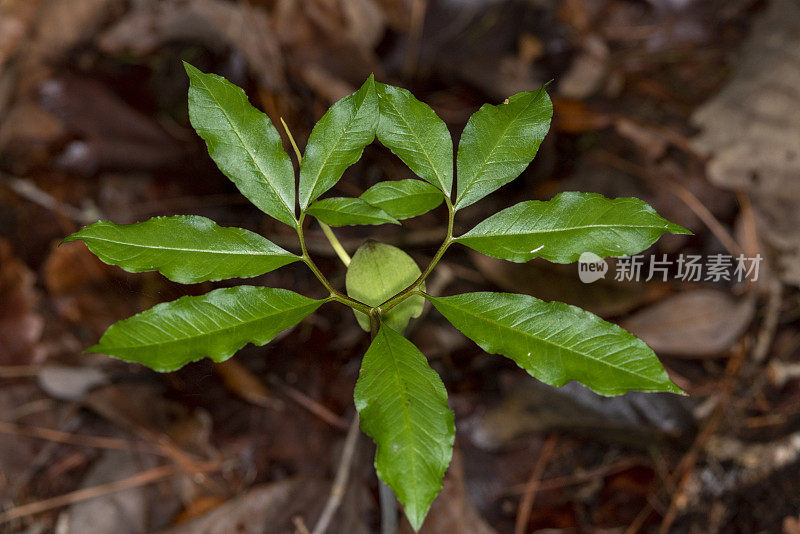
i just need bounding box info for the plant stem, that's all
[297,213,372,315]
[319,221,351,266]
[280,117,303,164]
[379,480,398,534]
[379,196,454,312]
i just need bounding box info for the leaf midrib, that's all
[81,236,292,257]
[456,92,543,207]
[434,297,664,386]
[382,94,449,192]
[380,328,421,516]
[459,222,672,239]
[194,76,295,222]
[101,301,317,350]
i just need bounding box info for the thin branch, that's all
[311,415,361,534]
[319,221,351,266]
[0,461,220,525]
[514,435,558,534]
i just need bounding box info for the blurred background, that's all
[2,0,800,532]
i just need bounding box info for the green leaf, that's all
[306,197,399,227]
[345,241,425,332]
[427,292,683,396]
[64,215,299,284]
[89,286,324,372]
[454,87,552,210]
[354,323,454,531]
[454,192,691,263]
[299,76,378,209]
[376,83,453,195]
[184,63,296,227]
[360,179,444,220]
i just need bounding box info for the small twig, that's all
[319,221,351,266]
[752,277,782,362]
[514,435,558,534]
[594,151,743,256]
[293,515,312,534]
[402,0,428,78]
[268,375,349,431]
[0,461,220,525]
[379,480,398,534]
[0,173,98,224]
[654,344,746,534]
[311,414,361,534]
[0,421,161,454]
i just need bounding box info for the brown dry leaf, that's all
[59,450,160,534]
[691,0,800,286]
[213,359,277,408]
[400,450,496,534]
[0,237,43,365]
[471,374,694,451]
[158,479,328,534]
[784,516,800,534]
[98,0,286,92]
[29,0,124,62]
[621,289,755,357]
[471,253,652,318]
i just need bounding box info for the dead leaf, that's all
[621,289,755,357]
[691,0,800,286]
[0,237,43,365]
[158,479,328,534]
[59,450,160,534]
[471,252,653,318]
[471,374,694,450]
[98,0,286,92]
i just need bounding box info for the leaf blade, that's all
[455,87,552,210]
[455,192,691,263]
[354,324,455,530]
[89,286,324,372]
[427,292,683,396]
[65,215,299,283]
[306,197,399,227]
[299,76,378,209]
[185,63,296,227]
[360,179,444,220]
[376,83,453,194]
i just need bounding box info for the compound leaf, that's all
[306,197,399,227]
[426,292,683,396]
[360,179,444,220]
[376,83,453,195]
[354,323,454,531]
[346,241,424,333]
[299,76,378,209]
[454,192,691,263]
[454,87,552,210]
[185,62,296,227]
[65,215,299,283]
[89,286,324,372]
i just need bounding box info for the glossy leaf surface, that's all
[185,63,296,227]
[299,76,378,209]
[65,215,299,283]
[454,87,552,210]
[376,83,453,194]
[354,324,454,530]
[455,192,691,263]
[306,197,399,227]
[360,179,444,220]
[427,291,683,396]
[89,286,324,372]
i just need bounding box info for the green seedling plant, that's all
[66,62,690,530]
